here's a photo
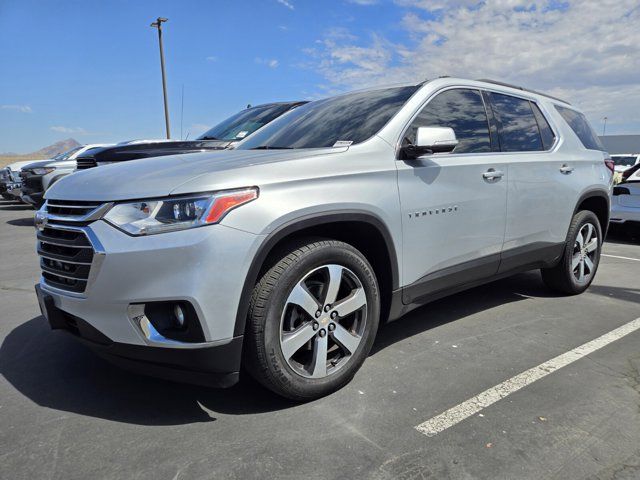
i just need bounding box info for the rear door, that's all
[485,92,575,272]
[396,88,508,304]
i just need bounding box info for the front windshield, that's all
[52,146,83,162]
[612,156,636,167]
[237,85,419,150]
[198,104,297,141]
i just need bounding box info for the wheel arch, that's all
[233,210,400,337]
[573,189,610,237]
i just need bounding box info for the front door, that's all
[396,88,508,304]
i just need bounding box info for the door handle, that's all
[482,169,504,181]
[560,165,574,174]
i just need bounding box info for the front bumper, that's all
[38,285,242,387]
[38,217,264,384]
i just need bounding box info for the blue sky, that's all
[1,0,638,153]
[0,0,418,152]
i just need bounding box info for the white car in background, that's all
[611,166,640,231]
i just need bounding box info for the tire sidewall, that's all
[565,211,602,291]
[261,242,380,399]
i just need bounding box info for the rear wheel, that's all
[245,239,380,401]
[541,210,602,294]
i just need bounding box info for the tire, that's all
[244,239,380,401]
[541,210,602,295]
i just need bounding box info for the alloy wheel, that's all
[572,222,598,283]
[279,264,368,379]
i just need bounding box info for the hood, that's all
[21,160,56,171]
[46,147,345,201]
[7,159,52,171]
[78,139,230,164]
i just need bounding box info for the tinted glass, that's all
[531,103,556,150]
[198,103,297,141]
[237,86,419,150]
[52,146,82,161]
[405,89,491,153]
[489,93,543,151]
[555,105,605,151]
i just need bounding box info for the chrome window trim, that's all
[395,84,561,159]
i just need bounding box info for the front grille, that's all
[23,174,43,191]
[38,225,95,293]
[46,199,104,217]
[76,158,97,170]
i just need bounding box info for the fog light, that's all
[173,304,185,327]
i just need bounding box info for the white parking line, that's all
[414,317,640,437]
[602,254,640,262]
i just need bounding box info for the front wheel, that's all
[541,210,602,295]
[244,239,380,401]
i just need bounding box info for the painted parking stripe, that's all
[414,317,640,437]
[602,254,640,262]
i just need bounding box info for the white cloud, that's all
[306,0,640,132]
[50,126,87,134]
[206,56,218,62]
[255,57,280,68]
[348,0,379,5]
[1,104,32,113]
[276,0,294,10]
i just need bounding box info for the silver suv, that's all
[35,77,613,400]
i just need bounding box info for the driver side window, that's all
[405,89,492,153]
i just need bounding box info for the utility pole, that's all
[602,116,608,136]
[150,17,170,139]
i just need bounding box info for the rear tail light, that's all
[604,157,615,174]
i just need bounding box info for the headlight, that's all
[32,167,56,175]
[103,187,258,236]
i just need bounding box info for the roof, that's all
[598,135,640,155]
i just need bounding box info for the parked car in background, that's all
[36,77,612,400]
[75,101,307,169]
[20,144,111,208]
[611,153,640,173]
[611,165,640,231]
[621,162,640,183]
[610,154,640,184]
[1,160,43,200]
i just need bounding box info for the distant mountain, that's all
[0,138,81,167]
[30,138,81,157]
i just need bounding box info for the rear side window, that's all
[405,88,491,153]
[488,93,543,152]
[531,103,556,150]
[554,105,605,151]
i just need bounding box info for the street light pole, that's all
[150,17,170,139]
[602,116,608,136]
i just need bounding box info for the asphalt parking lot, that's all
[1,198,639,480]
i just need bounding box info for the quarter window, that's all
[405,89,492,153]
[554,105,605,151]
[488,93,543,152]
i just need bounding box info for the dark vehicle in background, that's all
[75,101,307,169]
[20,145,109,208]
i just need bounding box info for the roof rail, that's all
[476,78,571,105]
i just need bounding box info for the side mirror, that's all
[401,126,459,159]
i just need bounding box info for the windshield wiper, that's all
[199,136,220,140]
[250,145,294,150]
